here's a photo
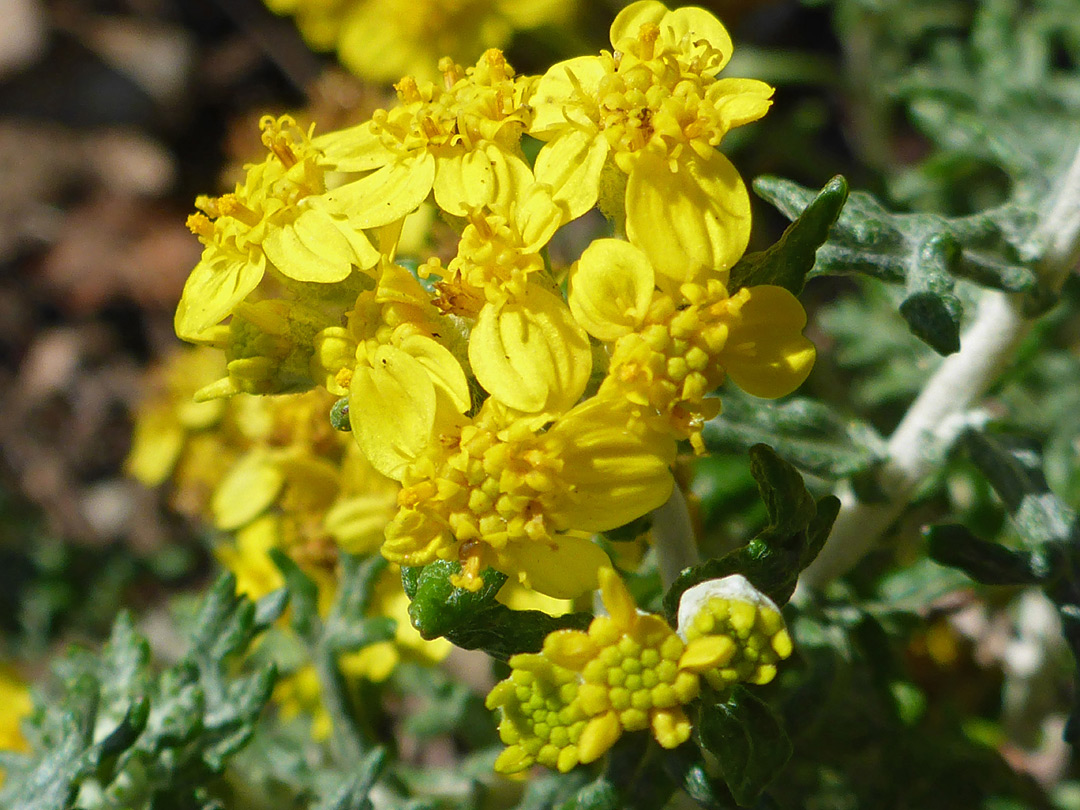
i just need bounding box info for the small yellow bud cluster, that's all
[485,653,589,774]
[677,574,794,690]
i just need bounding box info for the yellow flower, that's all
[272,665,334,741]
[324,444,402,555]
[487,567,704,773]
[337,262,473,479]
[423,184,565,315]
[321,50,535,224]
[529,0,773,285]
[569,238,815,451]
[126,348,228,487]
[544,568,699,759]
[381,397,675,598]
[177,115,380,342]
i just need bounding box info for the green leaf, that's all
[402,561,592,660]
[324,554,396,654]
[664,445,840,619]
[2,576,281,810]
[754,176,1037,355]
[961,430,1077,546]
[312,748,387,810]
[269,549,320,640]
[660,744,734,809]
[728,176,849,295]
[697,687,792,807]
[702,388,887,480]
[925,524,1051,585]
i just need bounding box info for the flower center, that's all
[371,50,530,156]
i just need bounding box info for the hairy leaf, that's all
[703,388,887,480]
[728,176,848,295]
[402,561,592,660]
[755,177,1037,355]
[696,688,792,807]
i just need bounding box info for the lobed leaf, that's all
[402,561,592,660]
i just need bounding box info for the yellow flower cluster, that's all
[486,568,792,773]
[174,2,816,604]
[262,0,577,84]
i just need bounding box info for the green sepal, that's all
[696,687,792,807]
[401,561,591,660]
[702,388,887,480]
[664,445,840,620]
[729,175,848,295]
[754,176,1038,356]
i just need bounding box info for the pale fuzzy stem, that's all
[798,141,1080,593]
[1033,145,1080,291]
[652,485,699,588]
[798,291,1030,590]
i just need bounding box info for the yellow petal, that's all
[515,183,564,252]
[546,396,676,532]
[578,711,623,764]
[679,635,737,671]
[469,285,592,415]
[625,149,750,290]
[339,643,399,683]
[397,333,471,414]
[530,56,607,135]
[543,629,598,669]
[609,1,667,46]
[349,345,436,479]
[568,238,654,341]
[327,152,436,229]
[313,121,397,173]
[432,145,534,217]
[533,129,609,221]
[175,250,265,339]
[126,409,183,486]
[262,206,376,283]
[598,566,639,630]
[211,451,284,530]
[710,78,775,131]
[719,285,816,399]
[497,534,610,599]
[659,6,734,73]
[324,493,397,554]
[494,745,532,774]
